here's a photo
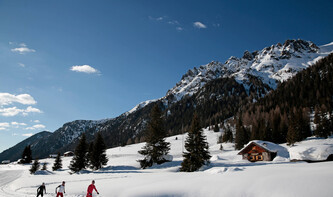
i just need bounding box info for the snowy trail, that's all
[0,170,24,197]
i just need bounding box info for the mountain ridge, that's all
[1,39,332,161]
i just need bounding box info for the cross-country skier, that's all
[36,182,46,197]
[55,181,66,197]
[86,180,99,197]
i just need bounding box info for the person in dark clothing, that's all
[36,182,46,197]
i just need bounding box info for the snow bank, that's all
[289,136,333,161]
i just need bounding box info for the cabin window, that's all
[257,155,263,161]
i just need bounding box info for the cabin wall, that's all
[262,152,271,161]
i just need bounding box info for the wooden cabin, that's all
[238,141,277,162]
[49,154,58,158]
[1,160,10,164]
[63,151,74,157]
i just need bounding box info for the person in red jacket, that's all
[86,180,99,197]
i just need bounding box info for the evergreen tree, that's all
[29,159,40,174]
[42,163,47,171]
[180,113,211,172]
[235,117,249,150]
[138,104,170,169]
[213,122,219,132]
[90,132,109,170]
[21,145,32,164]
[222,124,233,143]
[87,142,94,166]
[69,133,88,173]
[315,110,331,138]
[52,153,62,171]
[286,116,299,146]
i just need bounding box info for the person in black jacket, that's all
[37,182,46,197]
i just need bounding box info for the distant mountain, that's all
[0,131,51,162]
[1,39,332,161]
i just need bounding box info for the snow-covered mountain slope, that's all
[165,39,333,103]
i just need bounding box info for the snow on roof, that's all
[238,140,289,158]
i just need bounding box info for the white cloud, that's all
[0,107,23,116]
[25,106,42,113]
[0,93,37,106]
[168,20,179,25]
[11,122,27,126]
[25,124,46,130]
[176,27,184,31]
[18,63,25,67]
[22,133,34,137]
[70,65,100,74]
[0,122,10,131]
[193,21,207,29]
[11,43,36,54]
[149,16,165,21]
[33,120,40,123]
[0,122,10,127]
[0,106,42,117]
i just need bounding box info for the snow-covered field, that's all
[1,129,333,197]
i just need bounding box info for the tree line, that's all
[23,131,109,174]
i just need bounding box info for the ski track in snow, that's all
[0,170,24,197]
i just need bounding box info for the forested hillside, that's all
[235,53,333,149]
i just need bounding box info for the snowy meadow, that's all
[1,129,333,197]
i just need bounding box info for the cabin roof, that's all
[237,140,278,155]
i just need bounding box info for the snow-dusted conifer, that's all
[180,113,211,172]
[21,145,32,164]
[138,104,170,169]
[90,132,108,170]
[69,133,88,173]
[52,152,62,171]
[29,159,40,174]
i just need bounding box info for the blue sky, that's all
[0,0,333,153]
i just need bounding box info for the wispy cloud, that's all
[149,16,185,32]
[11,43,36,54]
[193,21,207,29]
[176,27,184,31]
[0,122,10,130]
[0,93,37,106]
[167,20,179,25]
[70,65,100,74]
[148,16,165,21]
[22,133,34,137]
[0,106,42,117]
[0,122,27,130]
[11,122,27,126]
[18,63,25,67]
[11,122,27,128]
[0,122,10,127]
[25,124,46,130]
